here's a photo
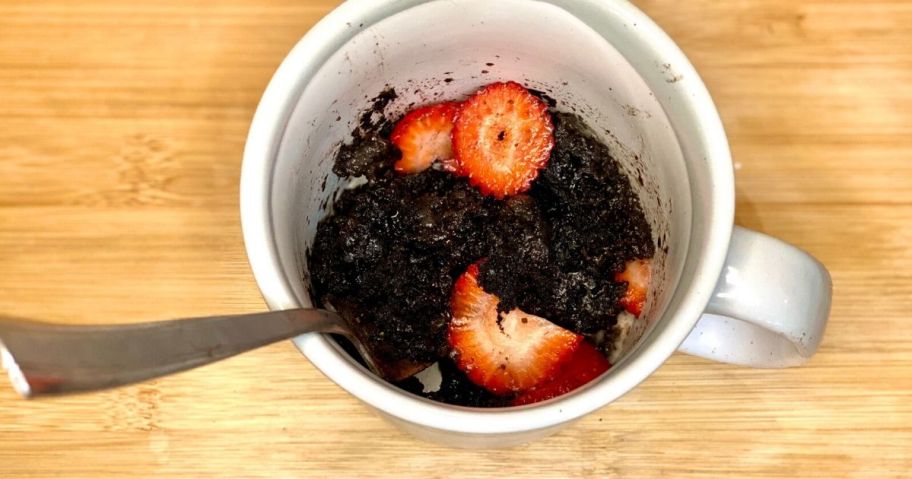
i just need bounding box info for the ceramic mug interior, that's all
[241,0,732,444]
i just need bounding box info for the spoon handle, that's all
[0,309,345,398]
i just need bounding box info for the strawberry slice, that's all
[390,102,461,174]
[448,261,582,395]
[452,82,554,198]
[512,341,611,406]
[616,258,652,317]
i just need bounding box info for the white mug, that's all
[240,0,832,447]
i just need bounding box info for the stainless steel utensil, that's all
[0,309,426,398]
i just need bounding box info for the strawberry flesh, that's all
[449,262,582,395]
[616,259,652,317]
[512,341,611,406]
[452,82,554,198]
[391,102,461,174]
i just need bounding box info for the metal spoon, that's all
[0,310,430,398]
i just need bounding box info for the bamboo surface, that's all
[0,1,910,477]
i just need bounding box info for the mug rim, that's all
[240,0,734,435]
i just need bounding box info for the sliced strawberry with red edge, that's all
[448,261,582,395]
[512,341,611,406]
[452,82,554,198]
[616,258,652,317]
[390,102,461,174]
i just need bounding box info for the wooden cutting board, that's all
[1,1,910,477]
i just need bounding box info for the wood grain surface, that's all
[1,1,910,477]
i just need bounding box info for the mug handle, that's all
[677,226,832,367]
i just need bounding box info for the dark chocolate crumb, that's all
[480,113,654,334]
[309,92,654,407]
[357,87,398,135]
[333,134,397,180]
[397,359,510,407]
[527,88,558,108]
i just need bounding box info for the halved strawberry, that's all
[448,261,582,395]
[452,82,554,198]
[512,341,611,406]
[390,102,461,174]
[616,258,652,317]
